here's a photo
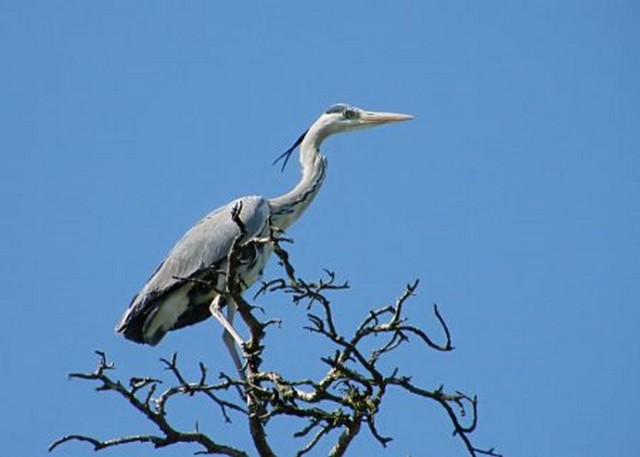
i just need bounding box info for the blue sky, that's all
[1,1,639,456]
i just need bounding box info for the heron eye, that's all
[343,109,358,120]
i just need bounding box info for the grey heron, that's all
[116,103,412,370]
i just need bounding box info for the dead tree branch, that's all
[52,208,500,456]
[48,351,248,456]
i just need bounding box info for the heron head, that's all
[274,104,413,171]
[314,103,414,137]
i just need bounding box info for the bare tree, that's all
[50,209,501,457]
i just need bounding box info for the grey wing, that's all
[116,195,270,342]
[141,195,270,297]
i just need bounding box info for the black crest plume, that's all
[273,129,309,172]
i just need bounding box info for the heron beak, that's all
[360,111,414,125]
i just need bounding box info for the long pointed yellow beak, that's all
[360,111,414,125]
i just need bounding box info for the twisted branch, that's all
[51,206,500,456]
[48,352,248,456]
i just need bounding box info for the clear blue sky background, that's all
[1,1,639,456]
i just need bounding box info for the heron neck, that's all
[268,136,327,231]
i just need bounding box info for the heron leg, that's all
[209,295,244,345]
[209,296,245,377]
[223,305,246,378]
